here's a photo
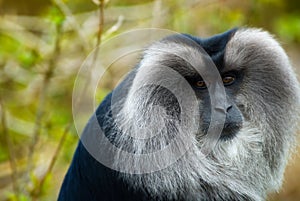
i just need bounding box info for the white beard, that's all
[110,103,280,201]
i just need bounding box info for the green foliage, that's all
[7,193,31,201]
[0,0,299,201]
[46,6,65,26]
[17,49,41,69]
[29,171,52,197]
[0,146,8,162]
[0,34,20,58]
[274,14,300,43]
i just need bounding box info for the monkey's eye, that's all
[194,80,206,89]
[222,75,236,86]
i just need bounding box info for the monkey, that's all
[58,28,300,201]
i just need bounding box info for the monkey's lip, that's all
[219,129,238,141]
[201,123,241,141]
[219,125,241,141]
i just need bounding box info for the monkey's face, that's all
[189,70,244,142]
[113,28,300,200]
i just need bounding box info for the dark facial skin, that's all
[157,30,244,141]
[186,70,244,140]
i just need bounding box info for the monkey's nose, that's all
[226,105,233,112]
[219,103,243,140]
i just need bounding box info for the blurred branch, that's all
[95,0,105,48]
[102,15,124,40]
[72,0,106,108]
[31,2,108,197]
[32,0,108,198]
[189,0,222,8]
[0,17,50,52]
[31,122,72,201]
[27,22,63,176]
[31,3,108,199]
[0,100,20,200]
[151,0,163,27]
[52,0,89,51]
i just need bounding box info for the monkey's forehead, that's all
[141,28,290,74]
[140,30,234,76]
[145,28,236,62]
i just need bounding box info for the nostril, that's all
[226,105,233,112]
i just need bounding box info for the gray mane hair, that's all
[106,28,300,201]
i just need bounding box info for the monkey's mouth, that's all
[219,124,241,141]
[201,123,242,141]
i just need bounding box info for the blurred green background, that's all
[0,0,299,200]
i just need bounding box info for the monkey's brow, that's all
[170,64,200,77]
[178,69,200,78]
[159,58,202,77]
[175,64,213,78]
